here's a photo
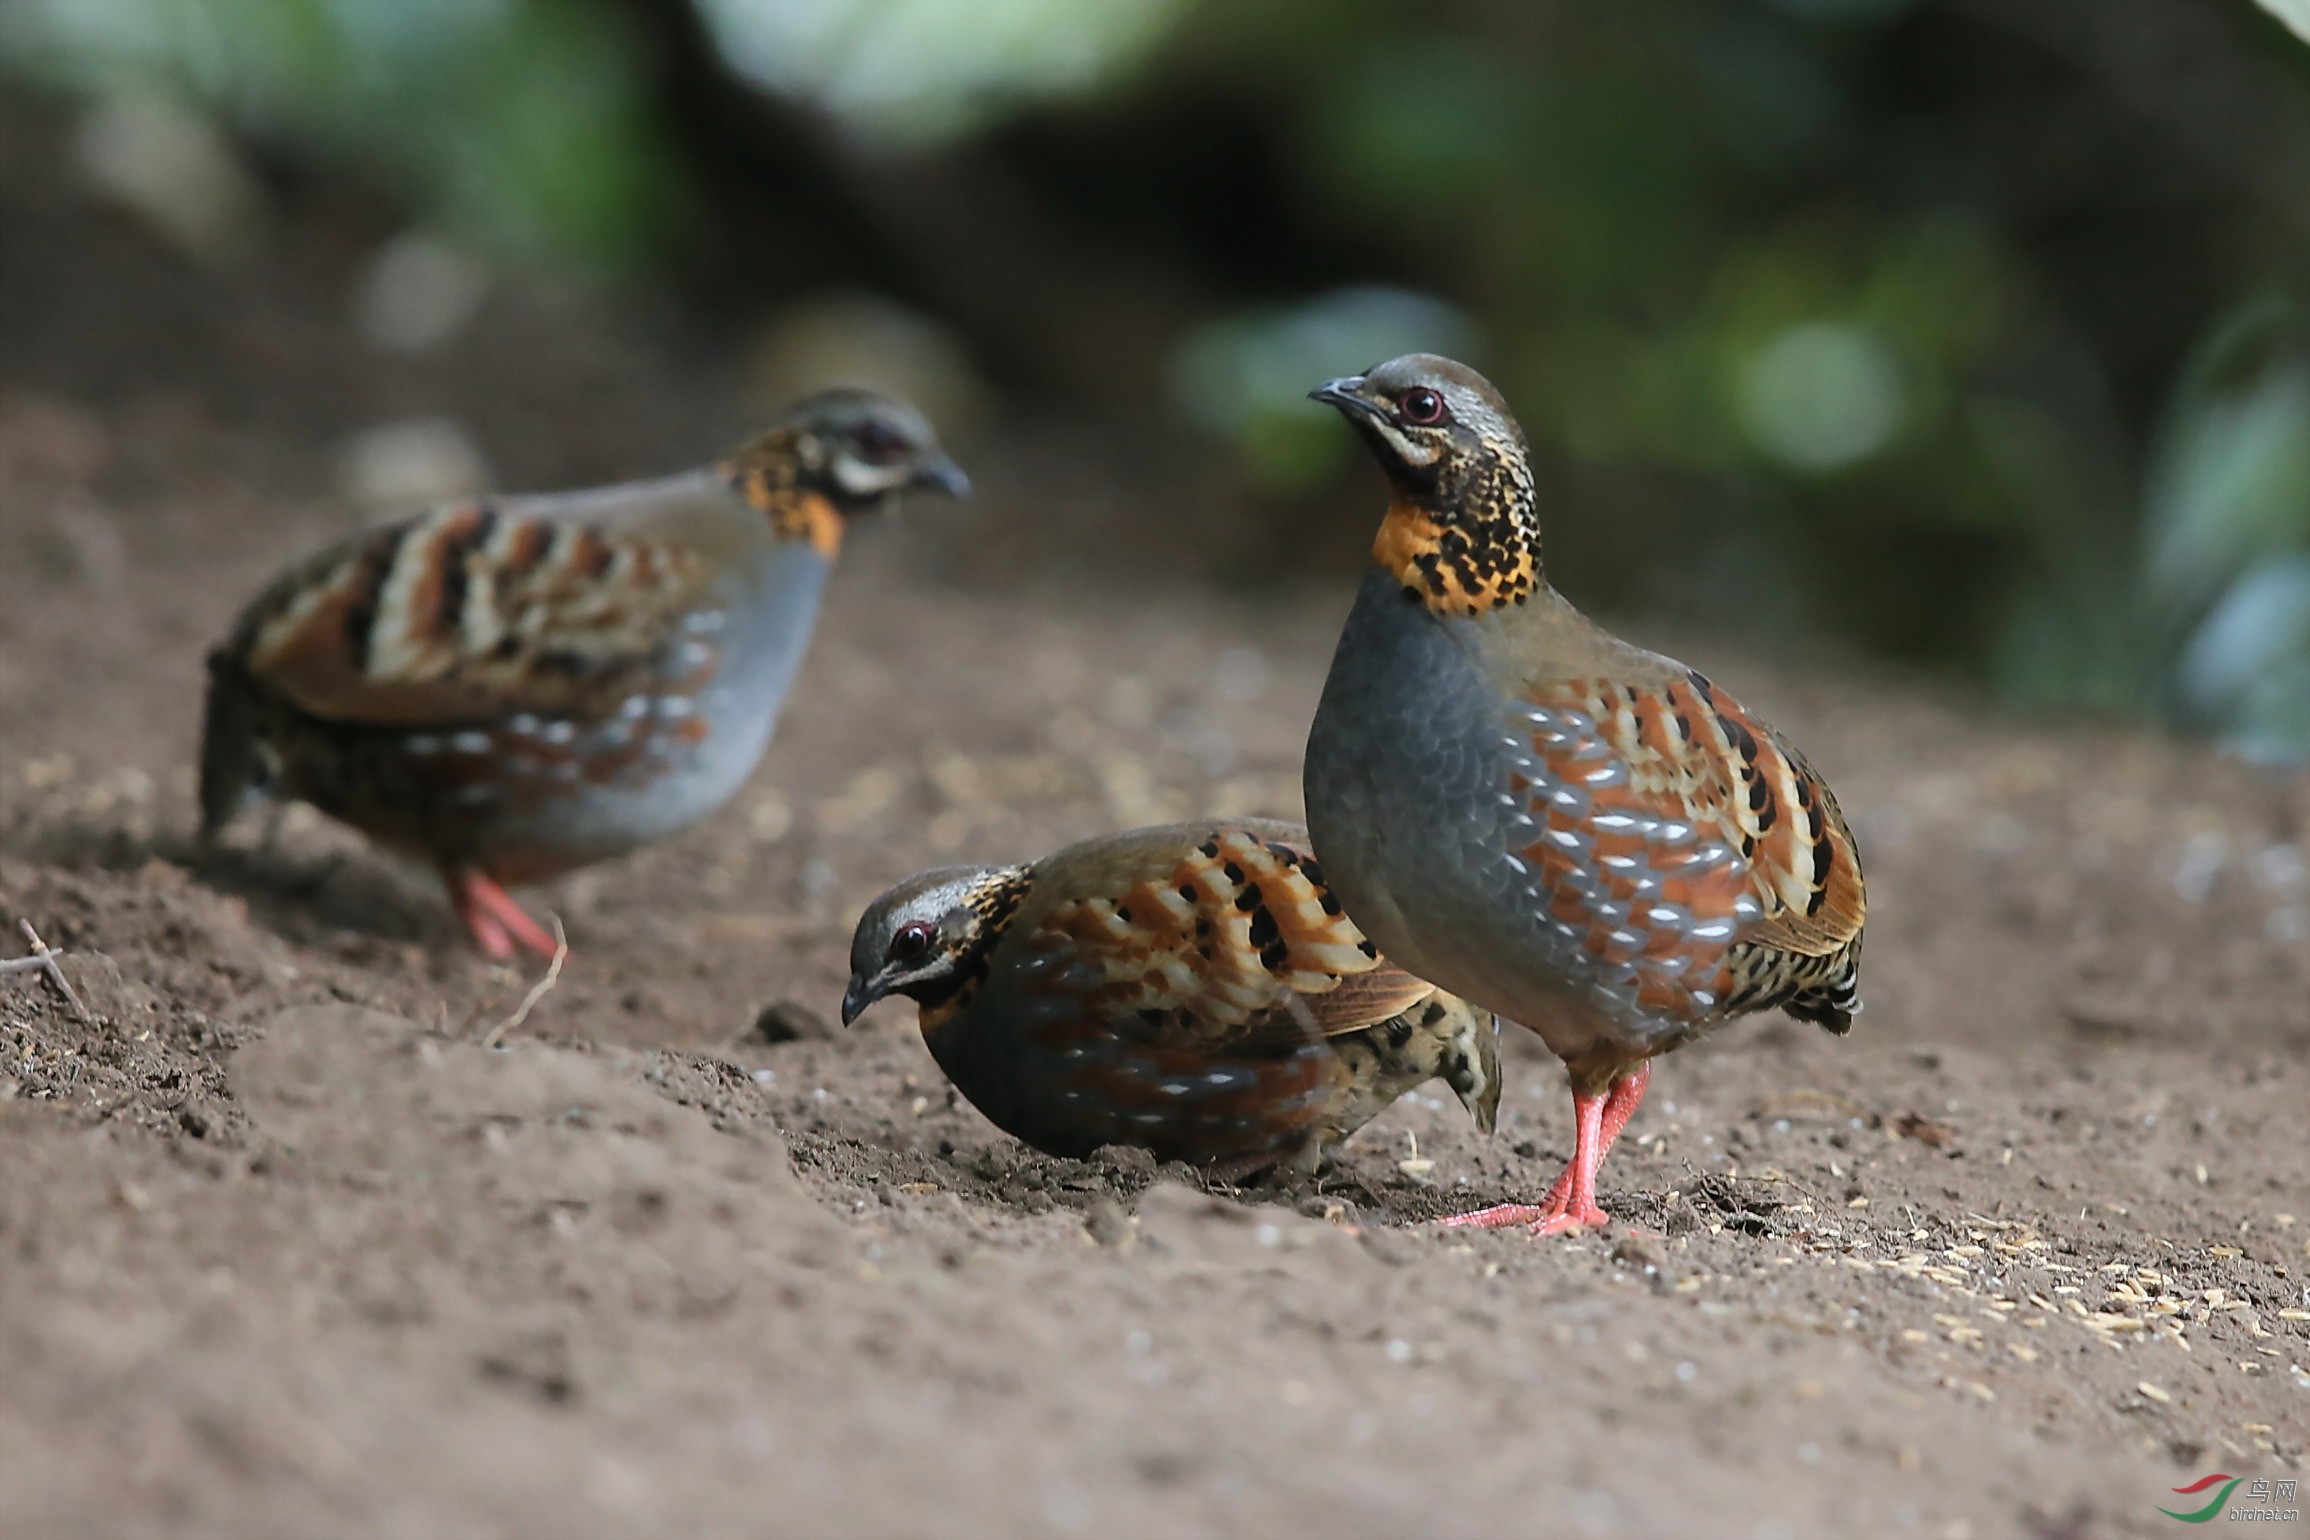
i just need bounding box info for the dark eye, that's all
[1398,387,1448,426]
[853,421,906,464]
[889,920,936,963]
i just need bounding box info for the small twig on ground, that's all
[3,920,88,1021]
[482,916,567,1049]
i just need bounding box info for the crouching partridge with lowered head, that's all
[201,389,967,958]
[843,820,1501,1177]
[1304,355,1865,1234]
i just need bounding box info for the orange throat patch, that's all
[917,997,964,1038]
[730,471,845,560]
[1372,497,1537,617]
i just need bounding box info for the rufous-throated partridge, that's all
[1304,356,1865,1233]
[201,388,967,959]
[844,820,1501,1177]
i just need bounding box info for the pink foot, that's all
[446,870,559,960]
[1436,1202,1561,1230]
[1435,1062,1651,1237]
[467,909,514,960]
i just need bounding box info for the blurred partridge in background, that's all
[200,388,968,958]
[844,819,1500,1177]
[1304,356,1866,1234]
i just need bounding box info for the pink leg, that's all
[445,870,559,960]
[450,877,514,960]
[1437,1063,1652,1233]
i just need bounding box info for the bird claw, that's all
[1433,1198,1612,1236]
[1525,1206,1610,1237]
[1436,1162,1580,1231]
[1434,1201,1562,1230]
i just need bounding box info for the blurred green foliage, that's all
[0,0,673,266]
[7,0,2310,758]
[1168,0,2310,760]
[693,0,1178,146]
[2149,302,2310,759]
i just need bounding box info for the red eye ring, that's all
[1398,387,1448,426]
[891,920,937,962]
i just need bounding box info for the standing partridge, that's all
[200,389,967,959]
[842,820,1501,1177]
[1303,356,1866,1234]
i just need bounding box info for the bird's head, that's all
[727,388,969,553]
[1309,355,1524,493]
[1310,354,1542,615]
[841,863,1026,1026]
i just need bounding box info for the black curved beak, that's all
[913,453,971,499]
[1309,375,1383,421]
[840,971,887,1026]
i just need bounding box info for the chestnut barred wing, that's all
[229,495,719,730]
[1503,669,1865,1025]
[1008,823,1437,1054]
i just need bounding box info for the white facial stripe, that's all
[895,953,960,990]
[833,455,913,497]
[1372,420,1441,467]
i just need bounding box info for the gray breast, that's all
[580,538,828,850]
[1305,575,1517,979]
[1303,573,1637,1051]
[663,539,830,803]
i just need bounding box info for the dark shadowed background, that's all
[10,0,2310,756]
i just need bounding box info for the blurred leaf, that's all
[695,0,1183,146]
[2142,303,2310,616]
[2174,552,2310,744]
[1,0,672,270]
[2255,0,2310,47]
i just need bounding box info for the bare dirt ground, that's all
[1,100,2306,1540]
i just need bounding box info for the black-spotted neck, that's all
[721,429,844,559]
[911,865,1031,1031]
[1370,443,1542,618]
